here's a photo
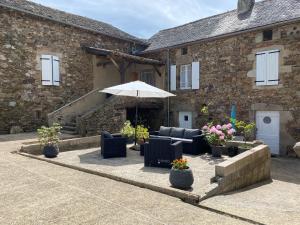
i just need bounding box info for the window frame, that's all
[180,64,192,90]
[255,49,280,86]
[140,70,155,86]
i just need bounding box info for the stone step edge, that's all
[17,152,202,205]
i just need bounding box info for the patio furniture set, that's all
[101,126,211,168]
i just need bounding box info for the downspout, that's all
[166,49,170,126]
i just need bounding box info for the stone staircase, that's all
[61,119,78,135]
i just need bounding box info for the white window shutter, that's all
[256,53,267,86]
[267,51,279,85]
[52,56,60,86]
[192,62,200,89]
[170,65,176,91]
[41,55,52,86]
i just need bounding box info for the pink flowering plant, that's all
[202,123,235,146]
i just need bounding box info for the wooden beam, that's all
[153,65,162,77]
[108,56,120,72]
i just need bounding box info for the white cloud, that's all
[30,0,237,38]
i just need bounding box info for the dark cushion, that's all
[102,131,113,139]
[170,127,185,138]
[158,126,171,136]
[183,129,200,139]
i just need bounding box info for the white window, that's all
[256,50,279,86]
[180,64,192,89]
[41,55,60,86]
[140,70,155,86]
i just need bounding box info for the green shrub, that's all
[37,123,62,146]
[120,121,135,138]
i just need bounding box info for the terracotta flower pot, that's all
[169,167,194,190]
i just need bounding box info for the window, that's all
[140,70,155,86]
[41,55,60,86]
[256,50,280,86]
[181,47,188,55]
[180,64,192,89]
[263,30,273,41]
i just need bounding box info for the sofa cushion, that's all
[170,127,185,138]
[102,131,113,139]
[183,129,200,139]
[158,126,171,136]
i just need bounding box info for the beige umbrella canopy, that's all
[100,80,175,144]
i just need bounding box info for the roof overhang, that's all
[85,47,164,65]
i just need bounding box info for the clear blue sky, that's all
[30,0,240,38]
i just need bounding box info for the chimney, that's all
[237,0,255,15]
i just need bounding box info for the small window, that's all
[263,30,273,41]
[140,70,155,86]
[41,55,60,86]
[180,64,192,89]
[181,47,188,55]
[256,50,280,86]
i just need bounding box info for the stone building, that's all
[143,0,300,155]
[0,0,163,134]
[0,0,299,155]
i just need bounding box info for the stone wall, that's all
[0,7,135,133]
[78,96,165,136]
[148,22,300,154]
[214,145,271,194]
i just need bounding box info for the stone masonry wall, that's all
[148,22,300,154]
[0,7,134,133]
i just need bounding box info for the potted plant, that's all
[203,123,235,157]
[37,123,62,158]
[236,121,256,152]
[135,125,149,145]
[169,158,194,190]
[120,120,135,143]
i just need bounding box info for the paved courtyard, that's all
[33,147,226,199]
[0,133,300,224]
[0,134,248,225]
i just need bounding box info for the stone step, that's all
[62,125,76,131]
[61,129,78,135]
[65,122,76,127]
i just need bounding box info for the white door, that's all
[256,111,280,154]
[179,112,192,129]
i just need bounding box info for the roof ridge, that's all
[154,0,269,34]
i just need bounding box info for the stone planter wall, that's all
[214,145,271,194]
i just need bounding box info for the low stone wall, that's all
[20,135,100,155]
[214,145,271,194]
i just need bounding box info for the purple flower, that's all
[219,135,225,141]
[226,123,232,129]
[202,125,209,130]
[216,125,222,130]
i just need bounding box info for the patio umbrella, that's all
[230,104,237,129]
[100,80,175,144]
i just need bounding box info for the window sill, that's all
[253,84,283,89]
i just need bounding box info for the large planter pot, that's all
[43,145,59,158]
[169,168,194,190]
[211,146,225,157]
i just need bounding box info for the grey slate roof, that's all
[0,0,146,44]
[145,0,300,52]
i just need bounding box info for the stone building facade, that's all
[144,20,300,155]
[0,2,144,133]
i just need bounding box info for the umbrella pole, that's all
[134,91,138,146]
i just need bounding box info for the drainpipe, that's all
[166,49,170,126]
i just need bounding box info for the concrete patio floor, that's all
[33,147,227,200]
[0,134,249,225]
